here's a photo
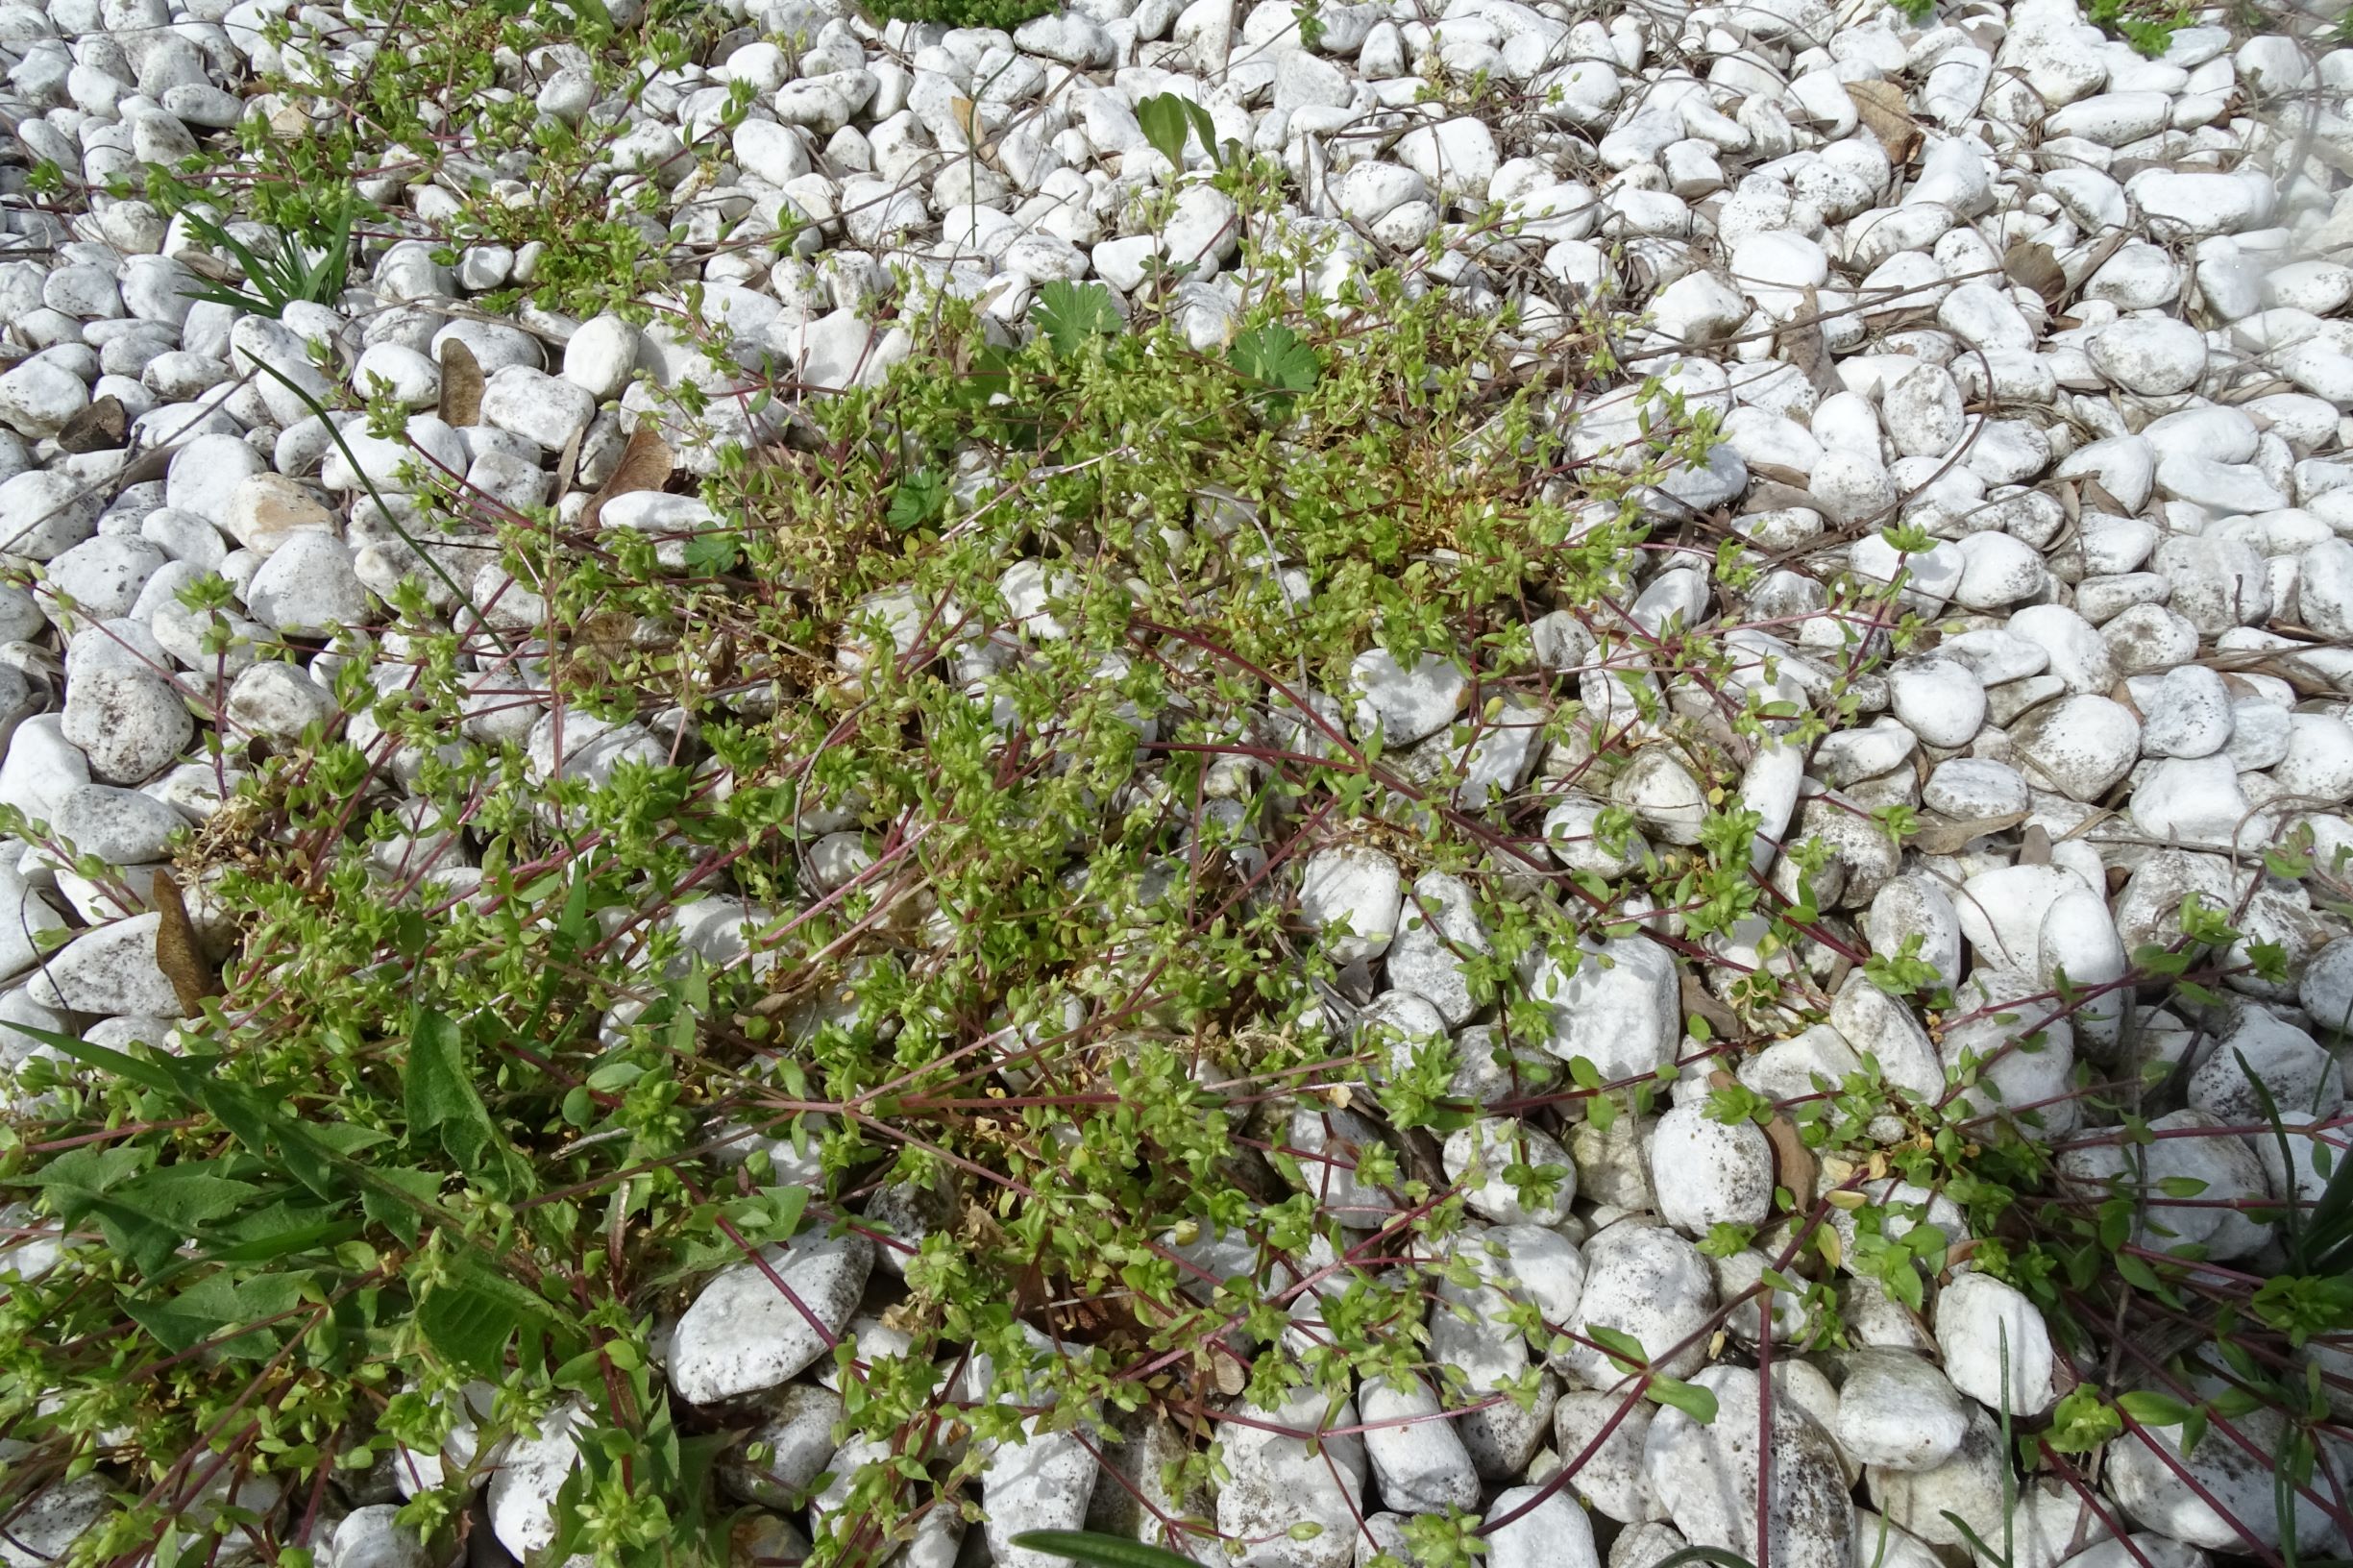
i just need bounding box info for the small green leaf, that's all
[2118,1390,2192,1426]
[1012,1531,1204,1568]
[1585,1321,1650,1371]
[1133,92,1193,168]
[1032,282,1122,356]
[1230,324,1318,396]
[1646,1376,1718,1424]
[417,1260,553,1378]
[888,468,949,533]
[404,1008,514,1186]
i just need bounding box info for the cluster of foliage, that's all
[3,2,2350,1567]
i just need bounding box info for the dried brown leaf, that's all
[1909,808,2029,854]
[1765,1110,1817,1210]
[1682,975,1742,1043]
[437,336,483,426]
[1779,288,1843,399]
[2002,239,2068,311]
[57,395,126,454]
[151,869,218,1014]
[581,424,674,532]
[1749,462,1813,490]
[553,424,582,500]
[1847,80,1921,165]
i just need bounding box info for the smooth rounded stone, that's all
[0,357,89,438]
[224,474,337,558]
[226,660,336,740]
[2099,603,2198,676]
[1827,969,1944,1100]
[2130,753,2250,845]
[2055,435,2156,512]
[1651,271,1749,346]
[41,535,162,625]
[717,1383,842,1507]
[1832,1350,1969,1473]
[2304,539,2353,639]
[1528,935,1679,1082]
[1881,363,1963,458]
[0,854,64,980]
[1360,1375,1480,1513]
[1611,1521,1692,1568]
[55,782,183,866]
[1648,1100,1772,1235]
[2106,1402,2329,1550]
[2307,936,2353,1035]
[2222,698,2291,772]
[2278,714,2353,805]
[1952,863,2086,973]
[1556,1222,1715,1385]
[0,715,92,827]
[1867,1406,2006,1549]
[1459,1222,1585,1368]
[164,431,271,530]
[2154,535,2269,634]
[1396,116,1500,199]
[2189,1006,2341,1123]
[1216,1388,1365,1568]
[2061,1108,2268,1259]
[2128,168,2270,237]
[327,1505,428,1568]
[22,910,183,1017]
[482,1401,583,1557]
[2036,890,2127,1053]
[1728,231,1828,317]
[0,1477,111,1568]
[2007,604,2113,695]
[1613,747,1706,845]
[1335,161,1432,223]
[1741,1026,1863,1096]
[1551,1389,1662,1523]
[1931,1273,2054,1416]
[1348,648,1464,747]
[982,1422,1098,1568]
[1851,534,1963,610]
[1810,450,1897,527]
[1923,758,2028,821]
[1849,1509,1944,1568]
[1285,1105,1400,1229]
[206,524,348,637]
[2155,453,2288,516]
[60,662,189,786]
[479,364,594,452]
[2138,665,2232,758]
[667,1231,873,1405]
[321,415,473,495]
[2010,695,2139,800]
[1300,845,1403,963]
[0,468,106,561]
[1443,1116,1575,1225]
[1385,870,1489,1026]
[1888,656,1985,748]
[1951,531,2043,609]
[1643,1364,1851,1568]
[563,314,640,402]
[1484,1482,1602,1568]
[1543,794,1647,878]
[353,343,440,408]
[1865,875,1963,992]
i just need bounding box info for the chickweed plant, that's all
[3,5,2350,1568]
